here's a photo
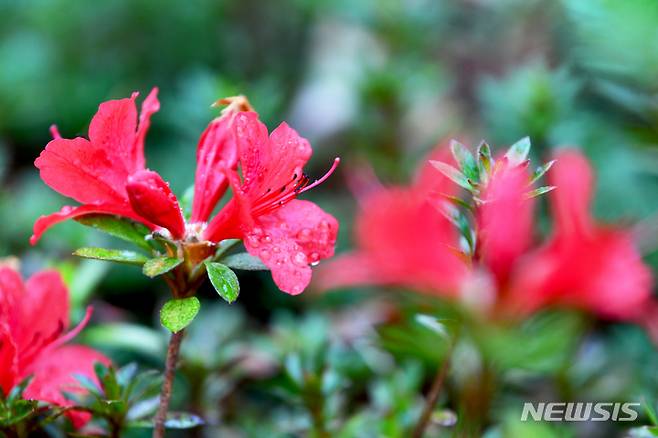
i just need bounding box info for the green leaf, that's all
[160,297,201,333]
[450,140,478,181]
[221,252,269,271]
[530,159,556,184]
[429,160,472,190]
[526,185,556,199]
[505,136,531,166]
[205,262,240,303]
[75,214,153,251]
[477,140,493,184]
[143,257,182,278]
[73,248,148,265]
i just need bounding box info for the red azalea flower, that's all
[0,267,109,427]
[32,91,338,295]
[506,150,653,319]
[316,143,467,296]
[32,89,162,243]
[203,112,340,294]
[476,158,535,287]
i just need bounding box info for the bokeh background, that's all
[2,0,658,436]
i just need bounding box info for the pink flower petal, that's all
[191,111,238,222]
[35,137,129,205]
[88,93,139,174]
[477,164,534,285]
[126,170,185,239]
[243,200,338,295]
[24,345,110,428]
[134,88,160,170]
[234,112,312,196]
[549,149,594,236]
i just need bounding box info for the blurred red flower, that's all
[317,144,468,296]
[32,90,339,295]
[0,267,109,427]
[506,150,653,319]
[319,143,653,321]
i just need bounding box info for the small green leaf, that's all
[477,140,493,184]
[205,262,240,303]
[531,159,556,184]
[72,373,101,394]
[450,140,478,181]
[143,257,182,278]
[73,248,148,265]
[75,214,153,251]
[429,160,472,190]
[505,136,531,166]
[160,297,201,333]
[526,185,556,199]
[221,252,269,271]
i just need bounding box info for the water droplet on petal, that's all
[309,252,320,263]
[311,261,320,267]
[292,251,307,266]
[261,234,272,244]
[297,228,312,242]
[259,249,271,260]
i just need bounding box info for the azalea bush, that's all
[2,0,658,437]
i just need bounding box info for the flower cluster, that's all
[32,90,339,295]
[319,139,654,321]
[0,266,109,427]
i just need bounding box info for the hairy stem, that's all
[153,330,185,438]
[411,346,452,438]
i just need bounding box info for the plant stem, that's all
[153,330,185,438]
[411,346,453,438]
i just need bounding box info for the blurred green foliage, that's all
[1,0,658,436]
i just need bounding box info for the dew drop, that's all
[261,234,272,244]
[259,249,271,260]
[292,251,307,266]
[309,252,320,263]
[297,228,312,242]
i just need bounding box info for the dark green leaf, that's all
[205,262,240,303]
[73,248,148,265]
[143,257,182,278]
[220,252,269,271]
[160,297,201,333]
[75,214,153,251]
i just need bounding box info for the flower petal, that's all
[24,345,110,428]
[0,267,23,324]
[88,93,139,174]
[134,88,160,170]
[234,112,312,196]
[16,271,69,357]
[508,229,653,319]
[30,203,151,245]
[35,137,129,205]
[126,170,185,239]
[477,165,534,285]
[191,112,238,222]
[243,200,338,295]
[549,149,594,236]
[0,322,18,394]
